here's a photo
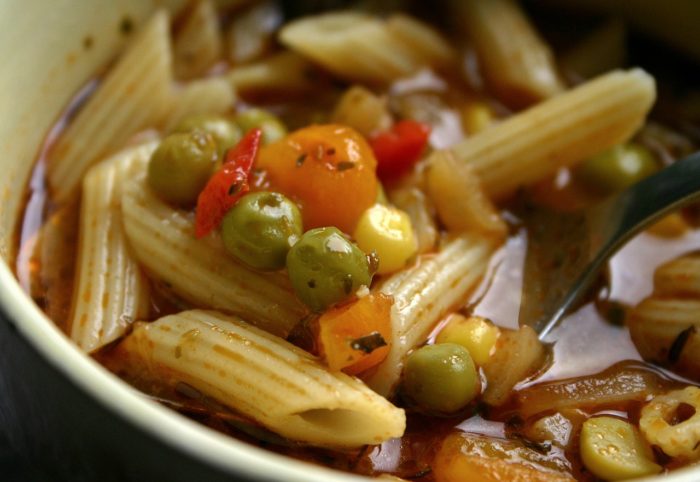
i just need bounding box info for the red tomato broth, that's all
[11,4,700,482]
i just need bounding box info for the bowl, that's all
[0,1,698,481]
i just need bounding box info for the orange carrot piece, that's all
[255,124,378,233]
[317,293,392,375]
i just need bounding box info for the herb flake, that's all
[228,182,242,196]
[336,161,355,171]
[669,326,695,364]
[350,332,387,354]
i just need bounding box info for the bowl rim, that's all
[4,260,700,482]
[0,261,373,482]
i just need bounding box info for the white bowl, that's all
[0,1,696,481]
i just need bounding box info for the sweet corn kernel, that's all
[353,204,417,275]
[580,416,661,481]
[435,314,499,366]
[461,101,494,135]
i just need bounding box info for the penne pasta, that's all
[426,149,507,240]
[626,254,700,381]
[116,309,406,447]
[385,14,457,70]
[627,297,700,381]
[163,77,236,131]
[226,0,282,64]
[653,255,700,297]
[227,51,318,94]
[173,0,223,80]
[365,234,496,396]
[68,143,155,352]
[452,69,656,200]
[279,12,455,85]
[48,11,173,203]
[455,0,564,107]
[121,172,307,338]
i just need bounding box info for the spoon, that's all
[518,151,700,339]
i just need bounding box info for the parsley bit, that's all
[228,182,242,196]
[669,326,695,364]
[296,153,307,167]
[350,332,387,354]
[336,161,355,171]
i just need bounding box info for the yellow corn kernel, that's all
[580,416,661,481]
[461,101,494,135]
[353,204,417,275]
[435,314,499,365]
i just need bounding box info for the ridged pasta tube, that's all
[173,0,222,80]
[121,173,307,338]
[653,255,700,297]
[455,0,564,106]
[48,11,173,202]
[68,143,155,352]
[164,77,236,131]
[627,298,700,381]
[452,69,656,200]
[627,255,700,381]
[227,51,317,94]
[117,310,406,447]
[365,235,495,396]
[279,12,455,85]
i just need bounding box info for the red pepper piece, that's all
[195,128,262,238]
[369,120,431,180]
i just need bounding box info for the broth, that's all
[12,2,700,480]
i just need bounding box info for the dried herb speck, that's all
[296,153,307,167]
[336,161,355,171]
[406,467,432,479]
[120,16,134,35]
[350,332,387,354]
[228,182,242,196]
[669,326,695,364]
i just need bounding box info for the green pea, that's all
[172,114,242,157]
[147,131,218,206]
[221,192,303,270]
[233,108,287,144]
[402,343,479,414]
[286,227,372,312]
[577,143,659,194]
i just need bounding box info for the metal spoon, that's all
[518,151,700,339]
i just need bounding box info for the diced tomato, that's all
[195,128,262,238]
[369,120,431,180]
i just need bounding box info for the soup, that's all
[13,1,700,481]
